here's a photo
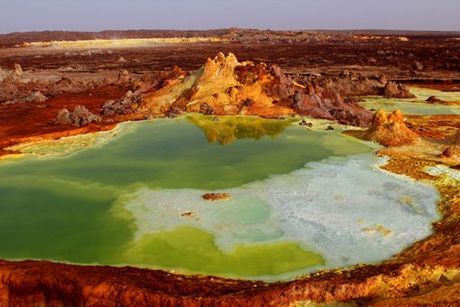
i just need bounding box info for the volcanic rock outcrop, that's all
[55,105,101,127]
[202,193,231,201]
[350,109,420,147]
[102,90,142,115]
[426,96,445,104]
[294,71,385,97]
[0,74,115,104]
[383,81,416,98]
[14,63,23,76]
[116,53,372,126]
[24,91,47,103]
[292,72,415,100]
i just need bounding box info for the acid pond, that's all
[0,116,440,280]
[360,87,460,115]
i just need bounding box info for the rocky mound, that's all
[108,53,372,126]
[139,52,296,118]
[202,193,231,201]
[24,91,48,103]
[292,72,415,100]
[350,109,420,146]
[293,70,385,97]
[426,96,445,104]
[0,66,133,104]
[54,105,101,127]
[383,81,416,98]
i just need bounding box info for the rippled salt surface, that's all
[124,154,440,271]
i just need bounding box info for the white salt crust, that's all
[124,154,440,270]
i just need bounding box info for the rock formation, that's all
[294,72,385,97]
[55,105,101,127]
[440,147,454,158]
[426,96,444,104]
[202,193,231,201]
[352,109,419,146]
[383,81,416,98]
[102,90,142,115]
[24,91,47,103]
[117,69,130,84]
[14,63,23,76]
[124,53,372,126]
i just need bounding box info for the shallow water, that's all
[123,154,439,280]
[360,87,460,115]
[411,87,460,102]
[0,116,440,280]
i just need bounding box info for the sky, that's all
[0,0,459,34]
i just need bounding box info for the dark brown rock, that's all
[55,105,101,127]
[102,90,141,115]
[441,147,454,158]
[383,81,416,98]
[202,193,231,201]
[199,102,214,115]
[25,91,47,103]
[426,96,444,104]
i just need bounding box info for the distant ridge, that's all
[0,28,459,47]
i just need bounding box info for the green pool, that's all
[360,87,460,115]
[0,116,439,280]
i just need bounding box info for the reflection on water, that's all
[187,114,293,145]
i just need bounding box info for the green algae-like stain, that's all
[122,226,324,277]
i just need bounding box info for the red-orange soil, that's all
[0,85,129,156]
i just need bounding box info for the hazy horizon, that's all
[1,0,459,35]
